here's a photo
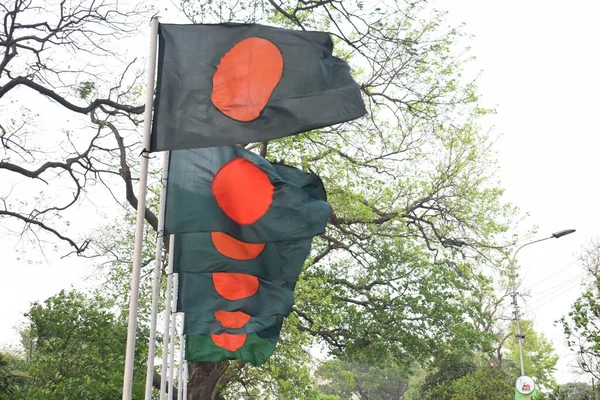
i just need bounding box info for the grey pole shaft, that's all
[511,275,526,376]
[510,236,553,377]
[167,273,179,399]
[160,235,176,400]
[144,151,170,400]
[122,16,159,400]
[177,328,185,400]
[182,361,188,400]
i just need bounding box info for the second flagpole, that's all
[160,235,176,400]
[144,151,170,400]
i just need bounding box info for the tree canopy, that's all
[14,290,149,400]
[505,320,559,390]
[0,351,27,399]
[0,0,525,398]
[561,239,600,380]
[549,382,595,400]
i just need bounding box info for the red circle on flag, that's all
[211,232,265,260]
[212,272,259,300]
[211,332,247,352]
[211,37,283,122]
[212,157,274,225]
[214,310,251,329]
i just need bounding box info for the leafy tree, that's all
[177,0,518,396]
[315,359,409,400]
[409,361,513,400]
[2,0,521,398]
[17,289,149,400]
[549,382,595,400]
[415,353,477,400]
[505,320,559,391]
[447,365,513,400]
[0,351,27,399]
[561,239,600,379]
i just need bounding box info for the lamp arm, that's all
[510,235,554,269]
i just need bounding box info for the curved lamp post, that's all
[510,229,576,376]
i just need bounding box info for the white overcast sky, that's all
[1,0,599,385]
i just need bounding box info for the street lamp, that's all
[510,229,576,377]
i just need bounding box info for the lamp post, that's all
[510,229,576,377]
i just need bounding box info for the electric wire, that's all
[523,259,579,290]
[528,272,585,302]
[528,278,585,311]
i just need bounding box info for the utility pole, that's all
[509,229,576,378]
[511,280,526,376]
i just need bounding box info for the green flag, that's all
[183,311,281,335]
[185,321,281,366]
[174,231,312,282]
[150,23,366,152]
[176,272,294,316]
[164,146,331,242]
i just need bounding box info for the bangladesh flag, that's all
[174,231,312,282]
[176,272,294,316]
[185,321,282,366]
[183,311,281,335]
[164,146,331,243]
[151,23,366,152]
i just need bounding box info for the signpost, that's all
[515,376,538,399]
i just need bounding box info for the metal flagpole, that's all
[167,273,179,399]
[144,151,170,400]
[122,16,159,400]
[182,361,188,400]
[177,321,185,400]
[160,235,175,400]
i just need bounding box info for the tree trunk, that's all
[187,361,229,400]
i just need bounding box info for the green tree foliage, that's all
[67,0,521,396]
[505,320,559,390]
[0,351,27,399]
[171,2,518,396]
[561,239,600,379]
[447,365,513,400]
[2,0,523,398]
[549,382,595,400]
[315,359,409,399]
[408,360,513,400]
[17,290,149,400]
[414,353,476,400]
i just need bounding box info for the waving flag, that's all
[164,146,331,242]
[164,147,331,364]
[176,272,294,316]
[166,146,331,364]
[185,321,282,366]
[151,23,366,152]
[174,232,312,282]
[183,311,281,335]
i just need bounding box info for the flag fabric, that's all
[185,321,281,366]
[176,272,294,316]
[150,23,366,152]
[164,146,331,242]
[167,147,331,364]
[174,231,312,282]
[183,311,281,335]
